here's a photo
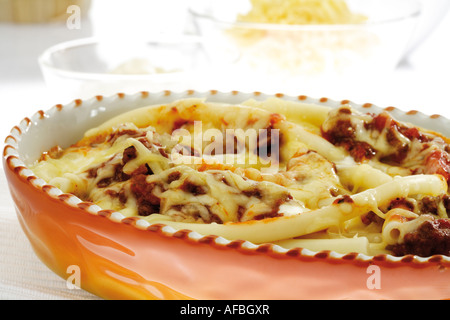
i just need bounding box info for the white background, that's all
[0,0,449,299]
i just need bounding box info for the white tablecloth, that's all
[1,4,450,300]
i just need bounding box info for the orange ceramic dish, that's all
[4,90,450,300]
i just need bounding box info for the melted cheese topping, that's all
[32,99,344,224]
[30,98,450,257]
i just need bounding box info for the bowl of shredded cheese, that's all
[190,0,422,93]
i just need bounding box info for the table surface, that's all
[1,5,450,299]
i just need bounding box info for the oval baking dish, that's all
[3,90,450,300]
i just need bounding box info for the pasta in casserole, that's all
[30,98,450,257]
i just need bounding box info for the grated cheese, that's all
[238,0,367,25]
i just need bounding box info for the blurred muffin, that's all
[0,0,90,23]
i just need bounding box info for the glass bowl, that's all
[38,36,211,102]
[189,0,422,93]
[405,0,450,57]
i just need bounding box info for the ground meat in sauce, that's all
[95,146,153,188]
[387,197,415,212]
[254,114,283,162]
[122,146,137,163]
[361,211,384,226]
[419,194,450,216]
[390,194,450,217]
[369,113,430,143]
[180,179,208,195]
[364,113,450,177]
[167,171,182,183]
[96,163,130,188]
[321,113,376,163]
[424,149,450,183]
[242,187,262,199]
[106,128,145,144]
[130,174,162,216]
[105,189,127,204]
[323,109,450,188]
[253,193,293,220]
[333,194,354,205]
[387,219,450,257]
[172,118,194,131]
[256,126,280,160]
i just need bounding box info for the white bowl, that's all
[404,0,450,57]
[38,36,211,102]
